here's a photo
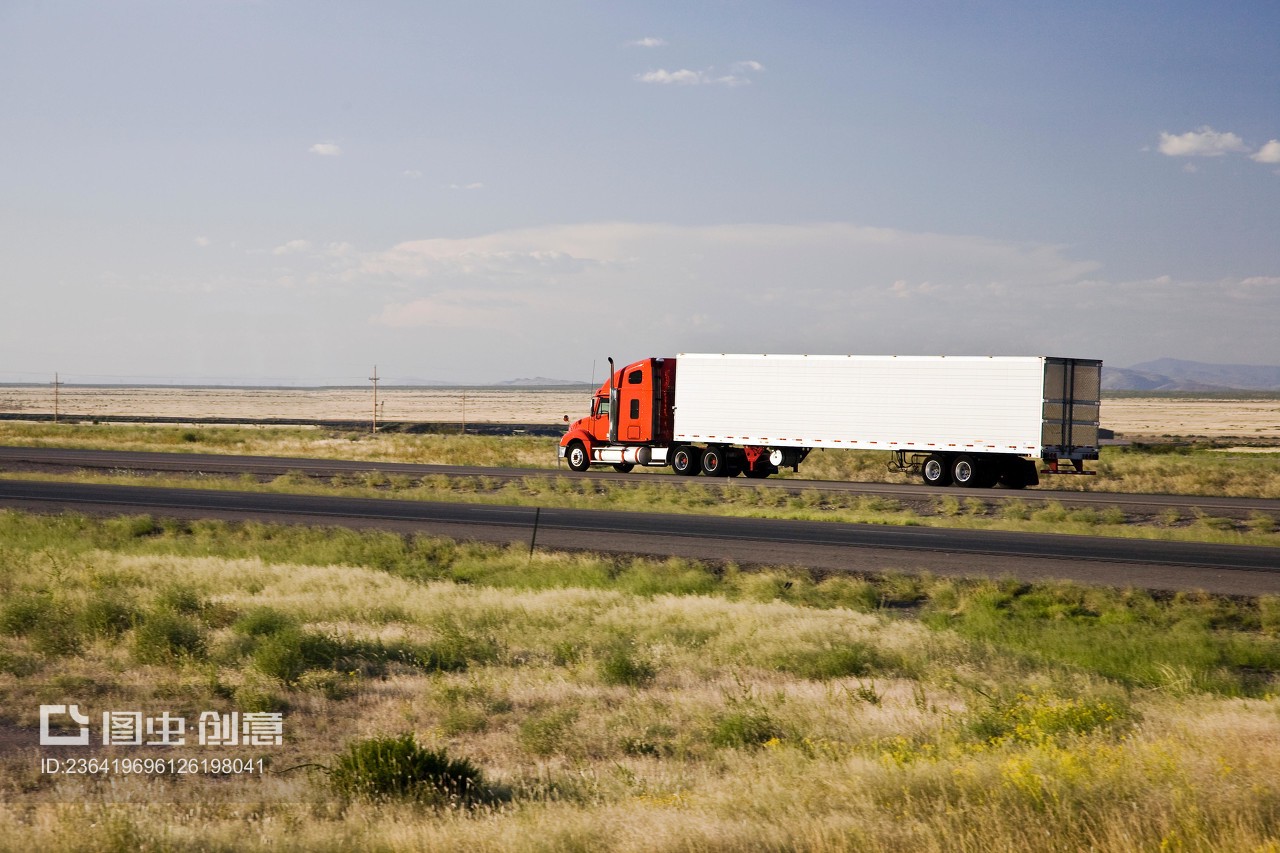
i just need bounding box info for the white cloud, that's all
[636,68,757,86]
[637,59,764,87]
[1157,126,1247,157]
[308,142,342,157]
[1252,139,1280,164]
[630,37,667,48]
[272,239,312,256]
[448,182,485,190]
[636,68,706,85]
[194,236,210,248]
[402,169,423,179]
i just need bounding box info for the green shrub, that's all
[775,642,881,680]
[598,644,656,687]
[518,709,578,756]
[328,733,487,805]
[155,586,204,615]
[108,515,162,539]
[1,593,83,657]
[132,611,206,663]
[0,593,50,636]
[251,631,311,683]
[249,627,462,684]
[1261,595,1280,636]
[233,607,298,637]
[78,591,139,639]
[710,709,783,749]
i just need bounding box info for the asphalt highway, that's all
[1,445,1276,517]
[1,477,1278,596]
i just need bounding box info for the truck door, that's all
[616,359,657,442]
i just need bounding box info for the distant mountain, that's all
[1103,358,1280,392]
[493,376,587,387]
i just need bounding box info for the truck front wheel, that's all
[566,441,590,473]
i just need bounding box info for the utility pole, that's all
[52,373,61,425]
[369,366,380,433]
[461,390,467,435]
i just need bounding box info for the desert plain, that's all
[0,386,1278,441]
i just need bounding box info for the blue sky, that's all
[2,1,1278,384]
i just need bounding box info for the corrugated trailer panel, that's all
[672,354,1051,454]
[1042,358,1102,450]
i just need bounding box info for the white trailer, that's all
[670,354,1101,487]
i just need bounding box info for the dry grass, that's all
[1,514,1279,850]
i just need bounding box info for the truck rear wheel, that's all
[612,463,635,473]
[566,441,590,473]
[671,446,702,476]
[701,446,729,477]
[921,454,952,487]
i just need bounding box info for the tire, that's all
[566,441,590,473]
[612,462,635,473]
[701,446,728,477]
[744,464,774,479]
[671,445,702,476]
[951,455,980,487]
[954,455,998,488]
[921,454,952,487]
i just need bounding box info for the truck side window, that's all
[627,370,643,385]
[595,398,610,417]
[629,399,639,418]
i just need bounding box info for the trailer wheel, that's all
[744,464,774,479]
[952,455,980,487]
[954,455,997,488]
[701,446,729,477]
[613,463,635,473]
[671,446,702,476]
[921,454,952,487]
[566,441,590,473]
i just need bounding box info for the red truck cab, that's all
[559,357,675,472]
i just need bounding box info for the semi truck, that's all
[557,353,1102,488]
